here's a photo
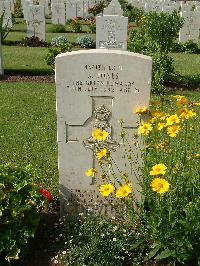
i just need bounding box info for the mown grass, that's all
[2,45,200,79]
[2,46,53,75]
[0,82,199,195]
[0,82,58,194]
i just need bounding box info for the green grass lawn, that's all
[2,44,200,80]
[0,82,58,194]
[171,53,200,77]
[2,46,53,75]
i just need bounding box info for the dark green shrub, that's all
[21,36,47,47]
[0,164,52,264]
[45,43,72,68]
[172,41,184,53]
[128,28,146,53]
[49,24,66,33]
[128,11,183,94]
[183,40,200,54]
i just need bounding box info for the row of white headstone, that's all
[21,0,103,41]
[128,0,200,43]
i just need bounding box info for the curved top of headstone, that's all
[56,49,152,61]
[103,0,123,16]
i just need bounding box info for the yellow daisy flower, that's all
[96,148,107,160]
[99,183,114,197]
[173,95,188,106]
[85,168,97,177]
[138,122,153,136]
[167,125,181,138]
[150,163,167,176]
[135,107,149,115]
[157,122,166,131]
[92,129,109,141]
[151,178,170,194]
[115,183,132,198]
[178,109,197,120]
[166,114,180,126]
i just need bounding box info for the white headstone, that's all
[27,5,45,41]
[179,9,200,43]
[24,0,33,21]
[39,0,50,15]
[96,0,128,50]
[52,3,66,24]
[76,0,84,17]
[55,49,152,215]
[0,1,12,28]
[96,15,128,50]
[103,0,123,16]
[0,34,3,76]
[65,0,76,20]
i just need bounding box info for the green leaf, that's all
[155,249,175,260]
[147,244,160,260]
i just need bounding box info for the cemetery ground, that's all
[1,17,200,266]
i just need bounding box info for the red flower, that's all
[38,188,53,203]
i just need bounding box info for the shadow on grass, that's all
[166,73,200,89]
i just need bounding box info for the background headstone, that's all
[0,34,3,76]
[52,3,66,25]
[65,0,76,20]
[96,0,128,50]
[103,0,123,16]
[56,49,152,215]
[0,1,13,28]
[27,5,45,40]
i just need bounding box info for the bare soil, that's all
[0,75,55,83]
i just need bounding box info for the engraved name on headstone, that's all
[56,49,152,215]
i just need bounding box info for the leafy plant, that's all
[70,18,82,33]
[62,215,149,266]
[0,11,12,42]
[45,43,72,68]
[51,35,68,47]
[88,1,106,16]
[88,18,96,33]
[183,40,200,54]
[128,11,184,94]
[49,24,66,33]
[82,94,200,265]
[0,164,52,264]
[76,35,95,48]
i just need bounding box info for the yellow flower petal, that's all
[151,178,170,194]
